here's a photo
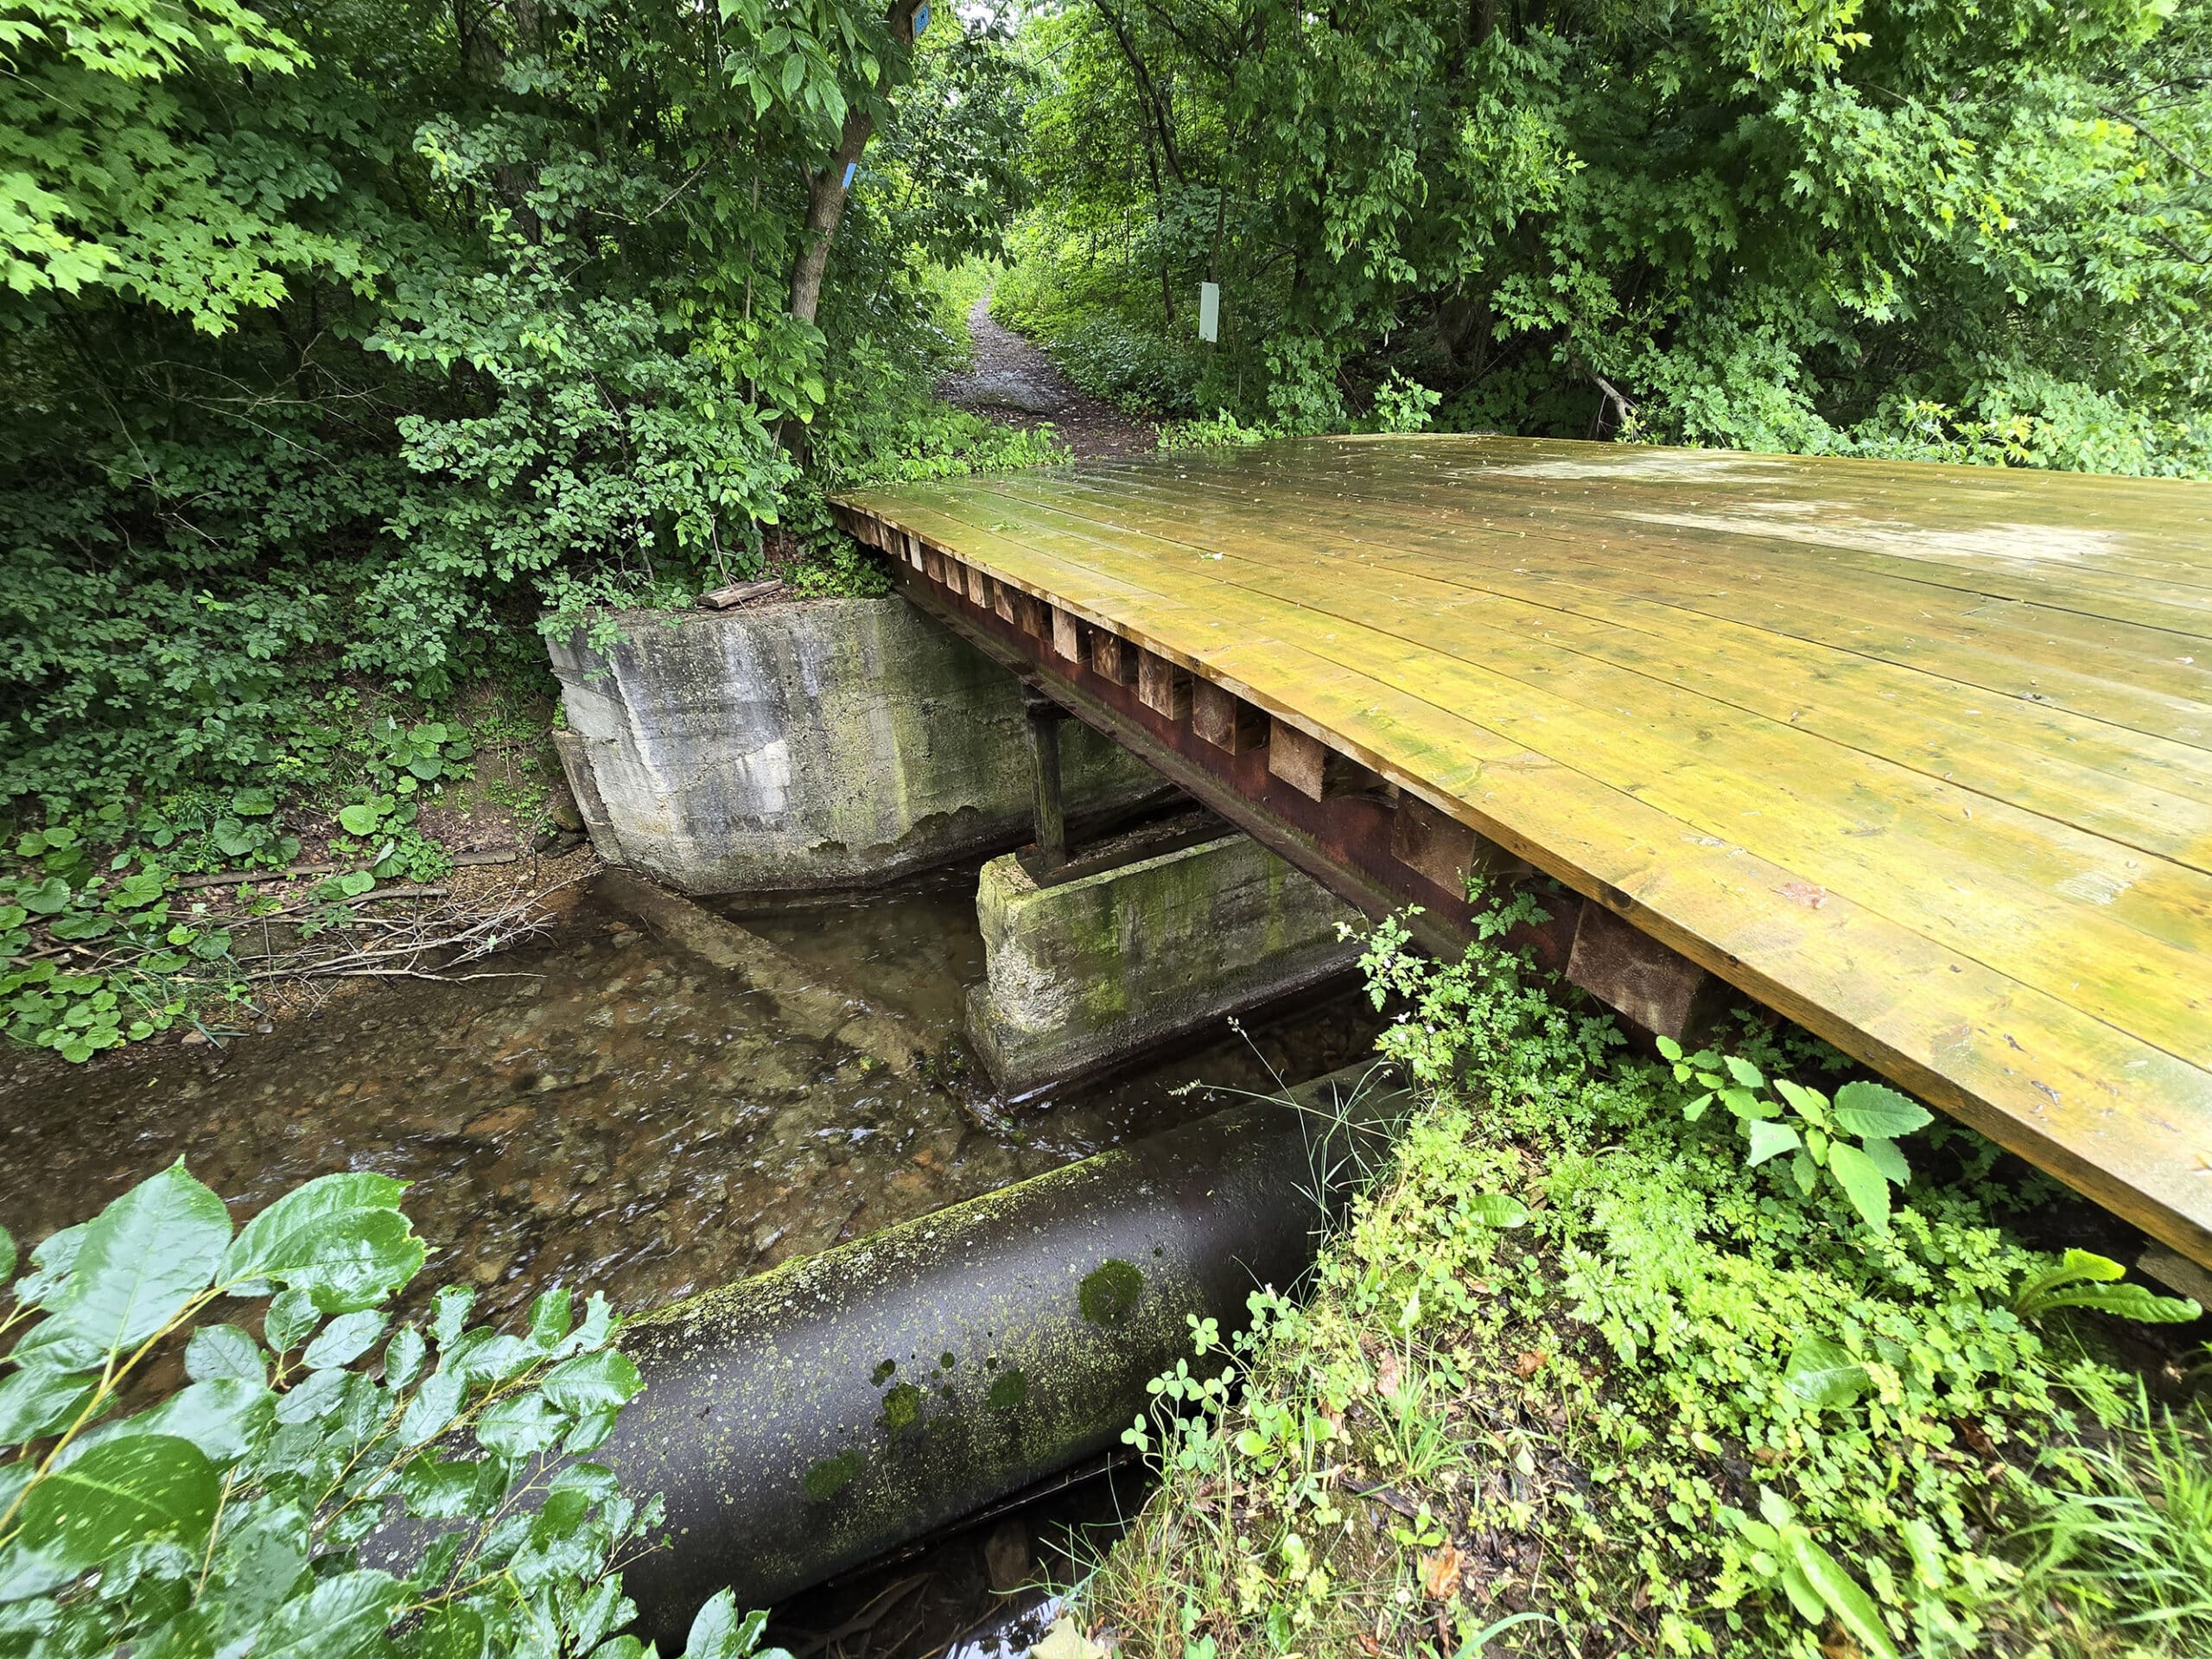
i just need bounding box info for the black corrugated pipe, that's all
[378,1062,1408,1647]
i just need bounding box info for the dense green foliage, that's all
[1001,0,2212,470]
[1090,893,2211,1656]
[0,0,1038,816]
[0,1165,783,1659]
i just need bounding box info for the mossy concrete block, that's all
[966,831,1365,1094]
[546,598,1155,893]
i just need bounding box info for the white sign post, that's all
[1198,281,1221,343]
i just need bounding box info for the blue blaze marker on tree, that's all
[842,161,857,189]
[914,1,930,32]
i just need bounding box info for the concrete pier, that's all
[965,820,1364,1095]
[547,598,1157,893]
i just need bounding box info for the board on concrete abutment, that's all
[832,434,2212,1266]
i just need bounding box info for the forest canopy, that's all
[1001,0,2212,468]
[1,0,2208,818]
[0,0,1033,809]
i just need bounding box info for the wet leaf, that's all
[304,1311,386,1370]
[541,1348,642,1414]
[41,1162,229,1359]
[19,1433,220,1570]
[184,1325,264,1387]
[217,1173,423,1312]
[0,1364,94,1443]
[250,1568,402,1659]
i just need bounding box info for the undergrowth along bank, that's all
[1086,889,2211,1658]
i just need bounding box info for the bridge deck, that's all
[833,435,2212,1264]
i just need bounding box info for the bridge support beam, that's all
[1022,683,1070,871]
[871,543,1731,1046]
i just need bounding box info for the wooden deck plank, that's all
[833,435,2212,1263]
[1010,463,2212,732]
[971,471,2212,861]
[1107,437,2212,623]
[886,485,2212,1066]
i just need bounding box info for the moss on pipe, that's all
[590,1060,1408,1647]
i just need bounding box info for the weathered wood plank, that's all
[833,435,2212,1264]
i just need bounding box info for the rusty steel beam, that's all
[887,563,1586,987]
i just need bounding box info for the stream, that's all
[0,857,1384,1657]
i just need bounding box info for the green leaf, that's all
[263,1288,320,1354]
[540,1348,643,1414]
[202,1501,309,1643]
[2021,1281,2201,1325]
[1784,1533,1900,1659]
[1722,1055,1764,1089]
[217,1173,423,1312]
[303,1311,386,1370]
[19,878,73,916]
[1783,1333,1869,1408]
[0,1224,14,1286]
[1459,1193,1530,1230]
[335,870,374,898]
[41,1162,229,1361]
[413,1604,487,1659]
[429,1287,475,1346]
[398,1453,491,1520]
[18,1433,220,1571]
[1778,1150,1814,1203]
[384,1326,428,1390]
[249,1568,403,1659]
[229,789,276,818]
[526,1287,572,1351]
[685,1590,773,1659]
[184,1325,264,1387]
[1858,1135,1910,1186]
[1775,1558,1827,1624]
[1832,1080,1933,1141]
[1745,1119,1801,1166]
[474,1392,563,1459]
[0,1364,95,1444]
[335,804,379,837]
[1825,1142,1891,1234]
[1773,1077,1829,1127]
[101,1377,272,1463]
[12,1221,86,1305]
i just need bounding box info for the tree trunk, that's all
[789,110,876,327]
[786,0,921,326]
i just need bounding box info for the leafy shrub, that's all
[1086,893,2209,1656]
[0,1164,780,1659]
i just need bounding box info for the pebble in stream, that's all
[0,866,1386,1335]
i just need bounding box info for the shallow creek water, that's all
[0,861,1384,1335]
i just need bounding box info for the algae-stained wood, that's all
[833,435,2212,1266]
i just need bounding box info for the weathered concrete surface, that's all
[966,827,1365,1095]
[548,599,1157,893]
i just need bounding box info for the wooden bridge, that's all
[833,435,2212,1268]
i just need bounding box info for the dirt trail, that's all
[938,295,1152,459]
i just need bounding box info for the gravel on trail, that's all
[937,295,1153,459]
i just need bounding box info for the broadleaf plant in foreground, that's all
[0,1162,782,1658]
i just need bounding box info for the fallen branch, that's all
[175,849,518,890]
